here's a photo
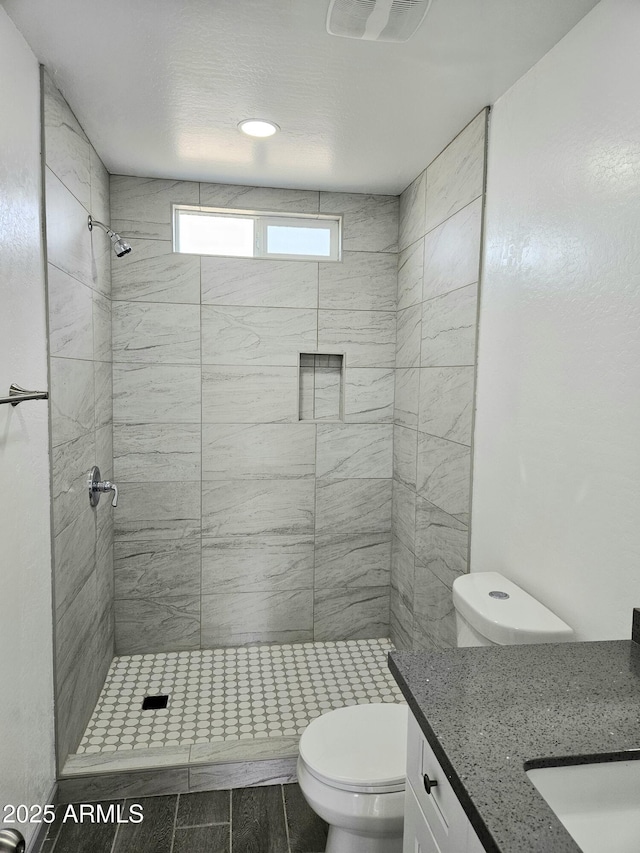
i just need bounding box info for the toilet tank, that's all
[452,572,574,647]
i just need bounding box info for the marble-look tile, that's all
[110,175,199,240]
[201,590,313,646]
[298,359,315,421]
[425,110,486,232]
[54,506,96,622]
[45,168,93,288]
[202,423,315,479]
[394,368,419,429]
[50,356,94,447]
[419,366,474,445]
[313,587,390,641]
[199,183,319,213]
[114,539,201,600]
[190,737,300,765]
[392,480,416,552]
[52,431,95,536]
[314,533,391,588]
[96,505,114,607]
[43,71,91,210]
[421,284,478,367]
[315,479,392,535]
[114,481,201,541]
[201,256,318,308]
[316,424,393,478]
[112,302,200,363]
[395,303,422,368]
[415,498,468,586]
[390,587,413,651]
[344,368,394,423]
[90,146,111,226]
[56,604,101,768]
[92,291,112,362]
[91,223,112,298]
[318,310,395,368]
[399,169,426,251]
[95,424,113,479]
[319,192,398,253]
[201,535,314,594]
[201,366,298,423]
[115,595,201,654]
[416,433,471,524]
[313,364,342,421]
[189,759,297,792]
[413,562,457,650]
[397,238,424,311]
[94,361,112,430]
[423,197,482,300]
[202,480,315,536]
[55,570,98,695]
[392,536,415,610]
[113,423,201,481]
[201,305,316,366]
[48,264,93,359]
[57,769,190,803]
[111,239,201,303]
[64,746,191,776]
[319,252,396,311]
[393,425,418,489]
[113,364,201,423]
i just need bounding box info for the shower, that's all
[87,214,132,257]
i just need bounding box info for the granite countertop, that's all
[389,640,640,853]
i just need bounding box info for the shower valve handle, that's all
[88,466,119,507]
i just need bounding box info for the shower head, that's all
[87,215,132,257]
[113,237,132,257]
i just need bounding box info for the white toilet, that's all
[297,572,574,853]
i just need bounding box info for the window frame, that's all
[172,204,342,262]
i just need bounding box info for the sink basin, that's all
[526,755,640,853]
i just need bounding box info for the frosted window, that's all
[267,225,332,257]
[176,212,254,257]
[174,205,341,262]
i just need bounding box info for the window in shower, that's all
[299,353,344,421]
[173,205,342,261]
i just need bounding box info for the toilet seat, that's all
[299,703,408,794]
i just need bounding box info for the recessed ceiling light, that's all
[238,119,279,138]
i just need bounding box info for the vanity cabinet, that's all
[404,713,485,853]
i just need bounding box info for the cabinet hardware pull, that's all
[423,773,438,795]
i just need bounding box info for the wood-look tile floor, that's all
[39,784,328,853]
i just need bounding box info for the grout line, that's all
[107,807,122,853]
[168,794,180,853]
[228,789,232,853]
[281,784,292,853]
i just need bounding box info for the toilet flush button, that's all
[489,590,509,600]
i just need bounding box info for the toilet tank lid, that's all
[452,572,574,645]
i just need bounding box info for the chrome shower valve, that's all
[88,465,119,507]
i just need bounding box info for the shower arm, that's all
[87,216,117,238]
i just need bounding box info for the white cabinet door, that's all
[404,781,444,853]
[405,712,487,853]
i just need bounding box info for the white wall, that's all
[0,7,56,845]
[472,0,640,640]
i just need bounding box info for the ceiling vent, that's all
[326,0,433,43]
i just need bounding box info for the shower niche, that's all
[299,352,344,421]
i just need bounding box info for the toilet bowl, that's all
[297,703,408,853]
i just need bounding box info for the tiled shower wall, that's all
[42,70,115,766]
[109,179,398,654]
[390,110,488,650]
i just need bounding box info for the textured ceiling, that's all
[3,0,599,194]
